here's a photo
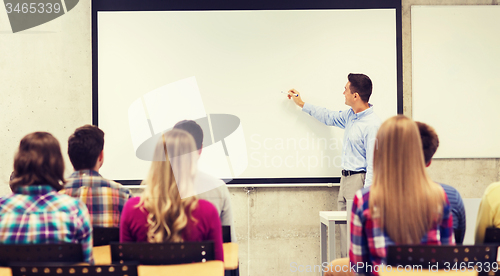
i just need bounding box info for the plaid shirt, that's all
[350,187,455,276]
[62,170,132,227]
[0,185,93,263]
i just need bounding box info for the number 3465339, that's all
[5,3,62,14]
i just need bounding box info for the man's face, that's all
[343,81,356,106]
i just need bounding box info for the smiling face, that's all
[343,81,356,107]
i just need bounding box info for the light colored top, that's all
[475,181,500,244]
[196,171,236,242]
[302,103,381,187]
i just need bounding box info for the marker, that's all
[282,91,298,97]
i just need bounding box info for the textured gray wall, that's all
[1,1,499,276]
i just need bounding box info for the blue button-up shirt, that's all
[302,103,381,187]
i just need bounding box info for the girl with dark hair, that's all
[1,132,93,263]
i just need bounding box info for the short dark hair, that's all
[10,132,65,191]
[348,73,372,103]
[416,121,439,165]
[68,125,104,170]
[173,120,203,150]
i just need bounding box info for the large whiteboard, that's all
[412,6,500,158]
[95,6,400,182]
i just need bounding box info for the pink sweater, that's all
[120,197,224,261]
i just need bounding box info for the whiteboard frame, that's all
[91,0,403,185]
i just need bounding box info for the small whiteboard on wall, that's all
[412,6,500,158]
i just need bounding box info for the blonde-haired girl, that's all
[120,129,223,261]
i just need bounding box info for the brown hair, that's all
[369,115,445,244]
[10,132,65,191]
[68,125,104,170]
[416,121,439,165]
[348,73,372,103]
[174,120,204,150]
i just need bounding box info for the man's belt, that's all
[341,170,366,177]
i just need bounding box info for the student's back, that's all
[119,129,223,261]
[61,125,132,227]
[2,132,93,263]
[349,116,454,276]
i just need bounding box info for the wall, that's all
[1,0,499,276]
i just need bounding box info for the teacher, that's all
[288,73,381,258]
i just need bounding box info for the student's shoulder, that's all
[438,183,461,197]
[196,199,220,216]
[484,181,500,196]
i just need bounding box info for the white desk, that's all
[320,211,347,272]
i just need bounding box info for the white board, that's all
[412,6,500,158]
[97,9,398,181]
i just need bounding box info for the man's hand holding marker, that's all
[286,89,305,108]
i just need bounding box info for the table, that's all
[320,211,347,273]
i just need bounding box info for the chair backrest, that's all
[110,241,215,265]
[0,244,83,266]
[484,227,500,244]
[387,245,497,269]
[9,263,138,276]
[454,228,464,245]
[222,225,231,243]
[93,227,120,246]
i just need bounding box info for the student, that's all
[119,129,223,261]
[62,125,132,227]
[416,121,466,244]
[325,116,454,276]
[174,119,236,242]
[474,182,500,244]
[288,73,381,257]
[1,132,93,263]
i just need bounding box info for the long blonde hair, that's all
[369,115,445,244]
[138,129,199,243]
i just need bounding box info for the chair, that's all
[110,241,215,265]
[387,245,497,269]
[0,244,83,266]
[93,227,120,247]
[222,225,231,243]
[138,261,224,276]
[484,227,500,244]
[454,228,464,245]
[9,263,138,276]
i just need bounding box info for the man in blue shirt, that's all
[288,73,381,257]
[416,121,466,244]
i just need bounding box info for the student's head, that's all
[139,129,199,243]
[415,121,439,166]
[371,115,444,244]
[347,73,372,103]
[68,125,104,171]
[10,132,65,191]
[173,120,203,151]
[373,115,426,176]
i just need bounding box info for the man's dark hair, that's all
[173,120,203,150]
[68,125,104,170]
[348,73,372,103]
[10,132,65,191]
[416,121,439,165]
